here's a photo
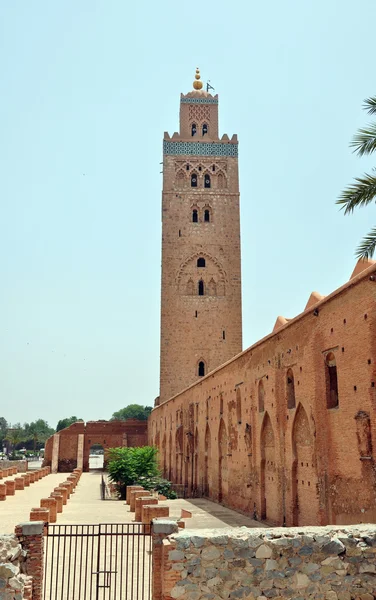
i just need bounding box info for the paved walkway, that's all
[57,472,264,529]
[0,470,265,533]
[0,472,68,533]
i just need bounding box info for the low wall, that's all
[0,534,32,599]
[158,523,376,600]
[0,460,27,472]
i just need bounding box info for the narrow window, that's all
[198,361,205,377]
[186,164,190,170]
[287,368,296,409]
[236,388,242,424]
[191,174,197,188]
[198,280,204,296]
[222,330,225,340]
[192,209,198,222]
[197,257,205,267]
[326,352,339,408]
[204,209,210,222]
[220,393,224,414]
[202,123,208,136]
[258,380,265,412]
[195,310,198,318]
[212,165,216,172]
[178,229,181,237]
[204,174,211,188]
[191,123,197,136]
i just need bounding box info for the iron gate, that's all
[43,523,152,600]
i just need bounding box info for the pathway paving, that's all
[57,472,264,529]
[0,473,68,533]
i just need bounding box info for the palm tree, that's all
[337,96,376,259]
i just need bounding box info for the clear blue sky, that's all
[0,1,375,428]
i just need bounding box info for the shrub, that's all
[107,446,160,499]
[134,476,178,499]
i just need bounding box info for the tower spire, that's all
[193,67,203,91]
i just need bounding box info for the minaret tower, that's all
[159,69,242,403]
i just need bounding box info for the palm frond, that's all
[337,173,376,213]
[355,227,376,259]
[350,123,376,156]
[364,97,376,115]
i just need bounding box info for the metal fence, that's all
[43,523,152,600]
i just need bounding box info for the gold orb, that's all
[193,67,203,90]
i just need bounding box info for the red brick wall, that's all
[44,419,148,472]
[151,263,376,526]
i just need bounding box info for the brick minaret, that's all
[159,69,242,403]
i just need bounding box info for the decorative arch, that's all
[208,278,217,296]
[291,403,318,526]
[194,427,199,493]
[162,434,167,477]
[186,278,194,295]
[218,419,228,503]
[175,426,183,485]
[260,412,276,521]
[198,359,206,377]
[191,171,198,187]
[217,171,227,189]
[325,352,339,409]
[176,170,186,187]
[176,251,227,287]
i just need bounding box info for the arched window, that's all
[186,164,190,170]
[198,361,205,377]
[204,174,211,188]
[204,209,210,222]
[287,368,296,409]
[192,209,198,223]
[197,257,205,268]
[202,123,208,136]
[191,123,197,136]
[326,352,339,408]
[258,380,265,412]
[191,173,197,187]
[198,280,204,296]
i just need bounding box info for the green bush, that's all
[134,476,178,499]
[107,446,160,499]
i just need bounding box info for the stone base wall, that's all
[160,524,376,600]
[0,534,32,599]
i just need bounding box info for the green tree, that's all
[23,419,54,453]
[107,446,159,498]
[5,424,23,453]
[56,416,83,432]
[0,418,8,447]
[111,405,152,421]
[338,96,376,258]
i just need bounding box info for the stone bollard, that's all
[12,467,17,475]
[126,485,144,505]
[14,477,25,491]
[0,471,3,480]
[45,466,51,474]
[40,498,57,523]
[30,507,49,522]
[5,480,15,496]
[142,505,169,524]
[60,482,71,499]
[29,472,36,483]
[135,496,158,522]
[50,493,63,513]
[0,483,6,501]
[130,489,148,512]
[23,474,31,487]
[55,487,68,505]
[34,471,41,480]
[67,475,78,488]
[2,469,9,478]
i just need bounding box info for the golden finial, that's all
[193,67,203,90]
